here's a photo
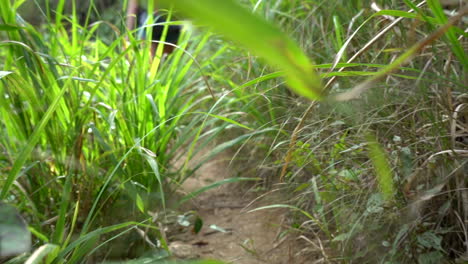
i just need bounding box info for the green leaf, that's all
[417,251,444,264]
[332,232,351,242]
[0,24,21,31]
[24,244,59,264]
[427,0,468,70]
[195,112,253,131]
[417,232,443,251]
[294,183,310,192]
[160,0,323,100]
[193,217,203,234]
[136,193,145,214]
[57,76,98,83]
[141,152,166,211]
[13,0,27,9]
[238,72,283,89]
[177,177,259,206]
[28,226,49,243]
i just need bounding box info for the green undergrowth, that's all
[193,0,467,263]
[1,0,467,263]
[0,0,258,262]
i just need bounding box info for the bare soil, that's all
[169,152,315,264]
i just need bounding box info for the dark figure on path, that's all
[126,0,181,56]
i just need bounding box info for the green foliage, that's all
[1,0,466,263]
[159,0,324,100]
[0,0,255,262]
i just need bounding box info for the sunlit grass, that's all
[0,0,251,262]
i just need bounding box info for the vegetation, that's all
[1,0,467,263]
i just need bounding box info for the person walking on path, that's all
[126,0,181,56]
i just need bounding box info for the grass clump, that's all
[0,0,233,262]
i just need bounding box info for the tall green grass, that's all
[0,0,255,262]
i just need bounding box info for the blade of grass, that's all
[332,5,468,101]
[193,112,254,131]
[25,244,59,264]
[177,177,260,206]
[427,0,468,69]
[159,0,323,100]
[248,204,331,238]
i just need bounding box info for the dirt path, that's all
[169,152,312,263]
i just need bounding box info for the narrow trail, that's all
[169,152,312,263]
